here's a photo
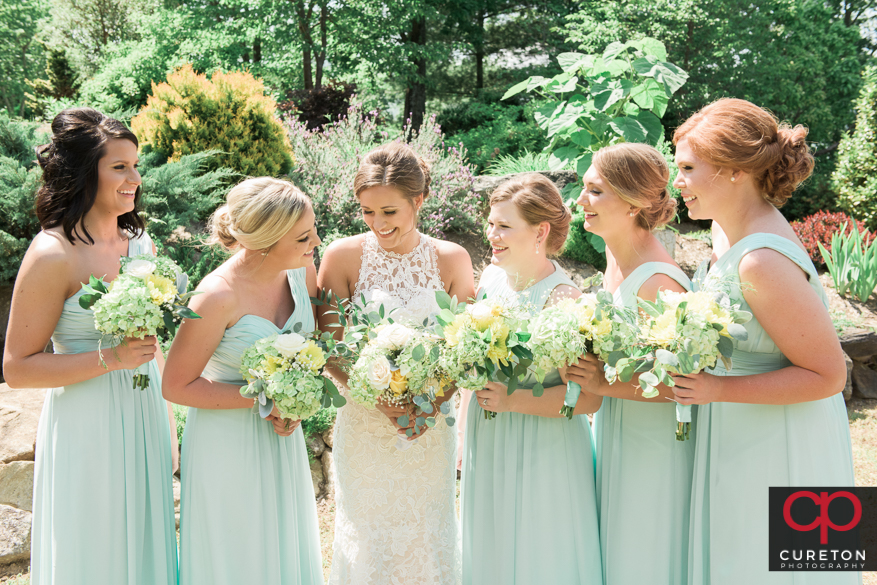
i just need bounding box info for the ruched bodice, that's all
[201,268,314,385]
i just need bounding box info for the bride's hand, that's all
[376,398,411,431]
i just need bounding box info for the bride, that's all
[317,142,475,584]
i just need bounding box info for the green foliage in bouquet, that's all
[131,64,293,177]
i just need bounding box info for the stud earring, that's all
[628,211,636,217]
[731,176,736,182]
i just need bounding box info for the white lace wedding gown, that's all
[329,231,462,585]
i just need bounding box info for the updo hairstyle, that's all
[35,107,145,244]
[489,173,572,256]
[209,177,311,252]
[592,143,677,231]
[673,98,814,207]
[353,142,431,205]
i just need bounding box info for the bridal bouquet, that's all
[239,328,346,421]
[348,322,455,439]
[79,253,200,390]
[527,290,626,419]
[435,292,532,420]
[605,289,751,440]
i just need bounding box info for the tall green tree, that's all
[0,0,47,117]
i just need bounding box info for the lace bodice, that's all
[329,230,461,585]
[353,232,445,325]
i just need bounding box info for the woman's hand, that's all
[564,353,606,395]
[104,336,158,371]
[265,404,300,437]
[474,382,514,414]
[669,372,724,405]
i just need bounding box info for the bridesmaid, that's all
[566,143,693,585]
[461,173,604,585]
[670,98,856,584]
[162,178,324,585]
[3,107,177,584]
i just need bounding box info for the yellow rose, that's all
[389,370,408,396]
[647,310,678,346]
[297,341,327,372]
[146,274,176,305]
[261,355,285,376]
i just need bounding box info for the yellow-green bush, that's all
[132,65,293,177]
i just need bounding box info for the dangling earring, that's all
[535,240,541,254]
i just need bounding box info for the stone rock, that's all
[654,229,676,260]
[840,329,877,361]
[309,458,324,499]
[0,384,48,464]
[0,504,31,566]
[175,512,180,531]
[843,352,854,402]
[473,171,578,198]
[321,449,335,499]
[321,427,334,449]
[851,360,877,399]
[173,476,181,512]
[306,434,325,458]
[0,461,34,511]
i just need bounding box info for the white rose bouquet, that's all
[347,322,454,441]
[527,290,625,419]
[605,289,751,440]
[239,328,346,421]
[78,253,201,390]
[434,292,532,420]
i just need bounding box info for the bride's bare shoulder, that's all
[322,234,367,263]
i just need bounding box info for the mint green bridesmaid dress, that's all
[689,234,857,585]
[178,267,323,585]
[461,262,603,585]
[593,262,694,585]
[31,231,178,585]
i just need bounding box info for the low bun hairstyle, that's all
[489,173,572,256]
[592,143,677,231]
[354,142,431,204]
[209,177,311,252]
[673,98,814,207]
[35,107,145,244]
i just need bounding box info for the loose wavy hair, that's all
[35,107,145,245]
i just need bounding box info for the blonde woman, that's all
[318,142,474,584]
[163,178,324,585]
[566,143,692,585]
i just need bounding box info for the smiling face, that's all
[94,138,141,217]
[359,185,422,250]
[270,204,321,269]
[673,138,733,221]
[575,165,637,237]
[486,199,546,273]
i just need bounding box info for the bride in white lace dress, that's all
[317,143,475,585]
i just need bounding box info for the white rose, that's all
[373,323,414,351]
[366,355,392,390]
[467,301,494,321]
[124,259,156,279]
[274,332,308,358]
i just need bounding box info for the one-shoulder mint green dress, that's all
[461,262,603,585]
[688,234,857,585]
[31,231,178,585]
[592,262,694,585]
[178,267,323,585]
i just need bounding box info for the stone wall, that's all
[841,329,877,400]
[307,427,335,500]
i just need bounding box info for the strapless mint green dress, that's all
[31,231,178,585]
[689,234,857,585]
[592,262,694,585]
[178,267,323,585]
[461,262,603,585]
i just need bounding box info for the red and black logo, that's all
[770,487,876,571]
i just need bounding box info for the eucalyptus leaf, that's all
[655,349,679,367]
[412,344,425,361]
[397,414,409,427]
[422,402,434,414]
[639,371,660,387]
[446,417,456,426]
[532,382,544,397]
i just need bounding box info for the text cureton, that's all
[780,550,865,561]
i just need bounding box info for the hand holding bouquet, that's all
[239,327,346,422]
[528,289,622,419]
[348,322,454,443]
[605,289,751,440]
[79,253,200,390]
[434,292,532,420]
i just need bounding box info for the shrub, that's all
[302,405,336,438]
[0,155,41,284]
[279,81,357,131]
[172,403,188,446]
[791,210,872,266]
[485,150,551,176]
[834,67,877,231]
[132,64,293,177]
[0,112,48,167]
[820,223,877,302]
[563,212,607,271]
[287,103,480,245]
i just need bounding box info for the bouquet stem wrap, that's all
[675,403,691,441]
[560,380,581,419]
[132,363,150,391]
